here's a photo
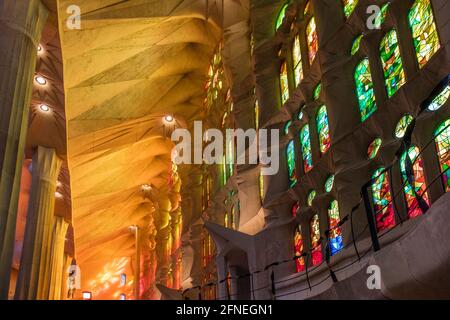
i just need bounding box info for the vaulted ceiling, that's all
[56,0,224,294]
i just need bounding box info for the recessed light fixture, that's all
[35,75,47,85]
[164,115,174,123]
[39,104,50,112]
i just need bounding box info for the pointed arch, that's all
[355,58,377,122]
[316,105,331,154]
[380,30,406,97]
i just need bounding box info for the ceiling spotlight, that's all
[35,75,47,85]
[164,115,174,123]
[39,104,50,112]
[141,184,152,192]
[37,44,43,53]
[55,191,63,199]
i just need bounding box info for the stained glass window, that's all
[205,49,225,109]
[427,83,449,111]
[306,17,318,65]
[408,0,440,68]
[351,34,363,56]
[298,108,304,120]
[342,0,359,18]
[355,58,377,122]
[287,140,297,187]
[371,168,396,232]
[227,138,234,178]
[260,171,265,200]
[317,105,331,154]
[300,125,313,172]
[224,212,229,228]
[313,83,321,100]
[222,155,227,185]
[400,146,430,218]
[280,61,289,105]
[310,214,322,266]
[276,4,289,30]
[231,206,236,230]
[292,202,300,217]
[304,1,311,15]
[375,3,390,28]
[325,175,334,192]
[293,35,303,86]
[307,190,316,207]
[395,114,414,139]
[328,200,343,255]
[294,226,305,272]
[434,119,450,192]
[284,121,292,135]
[368,138,382,159]
[380,30,406,98]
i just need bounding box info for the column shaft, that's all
[0,0,48,299]
[15,146,62,300]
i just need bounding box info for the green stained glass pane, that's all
[325,175,334,192]
[287,140,297,187]
[284,120,292,135]
[307,17,318,65]
[276,4,289,30]
[298,108,304,120]
[371,168,395,231]
[316,105,331,154]
[395,114,414,139]
[427,84,449,111]
[280,61,289,105]
[367,138,382,159]
[351,34,363,56]
[380,30,406,98]
[400,146,430,218]
[434,119,450,191]
[313,83,321,100]
[355,58,377,122]
[293,35,303,86]
[300,124,313,172]
[408,0,440,68]
[307,190,316,206]
[375,3,390,28]
[342,0,359,18]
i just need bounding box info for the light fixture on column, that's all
[128,225,138,233]
[55,191,63,199]
[164,114,174,124]
[39,104,51,112]
[141,184,152,192]
[37,44,43,53]
[35,75,47,86]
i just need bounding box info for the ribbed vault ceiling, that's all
[57,0,223,291]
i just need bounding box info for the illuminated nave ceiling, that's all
[56,0,227,286]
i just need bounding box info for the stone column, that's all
[0,0,48,299]
[15,146,62,300]
[155,197,172,288]
[46,217,69,300]
[133,226,141,300]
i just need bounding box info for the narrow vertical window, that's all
[328,200,343,255]
[400,146,430,218]
[306,17,318,65]
[276,4,289,30]
[355,58,377,122]
[408,0,440,68]
[316,105,331,154]
[434,119,450,192]
[300,124,313,172]
[287,140,297,187]
[280,61,290,105]
[293,35,303,86]
[371,168,396,232]
[380,30,406,98]
[310,214,322,266]
[294,226,305,272]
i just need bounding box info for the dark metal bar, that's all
[361,184,381,252]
